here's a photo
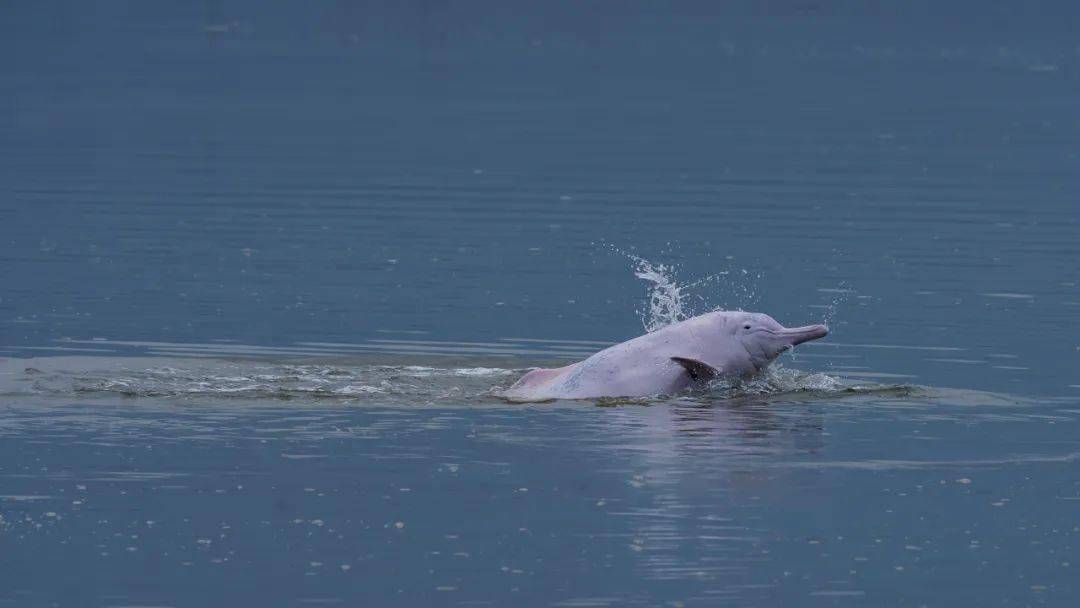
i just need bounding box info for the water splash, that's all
[613,247,843,337]
[708,365,844,398]
[9,357,910,407]
[817,282,855,328]
[622,252,754,333]
[632,256,689,332]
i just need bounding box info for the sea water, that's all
[3,2,1079,605]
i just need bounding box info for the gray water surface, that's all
[3,1,1080,605]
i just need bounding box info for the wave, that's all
[4,355,913,407]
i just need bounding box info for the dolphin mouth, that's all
[778,324,829,346]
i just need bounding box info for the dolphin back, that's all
[502,363,578,402]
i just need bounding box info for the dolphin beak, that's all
[779,324,829,346]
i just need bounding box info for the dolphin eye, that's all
[743,324,752,330]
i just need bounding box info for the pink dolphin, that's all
[503,310,828,402]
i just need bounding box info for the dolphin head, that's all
[729,312,828,369]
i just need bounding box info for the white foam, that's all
[338,385,384,395]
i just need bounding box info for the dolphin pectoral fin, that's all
[670,357,720,382]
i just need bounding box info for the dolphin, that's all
[502,310,828,402]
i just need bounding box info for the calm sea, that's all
[2,1,1079,605]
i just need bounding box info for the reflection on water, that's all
[1,352,1078,605]
[2,349,1078,604]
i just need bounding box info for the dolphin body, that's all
[502,310,828,402]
